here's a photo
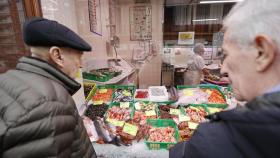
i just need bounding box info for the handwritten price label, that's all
[93,100,103,105]
[179,114,190,122]
[145,110,156,116]
[170,109,180,115]
[107,118,125,127]
[123,123,138,136]
[188,122,199,130]
[99,89,108,93]
[183,89,194,96]
[120,102,130,109]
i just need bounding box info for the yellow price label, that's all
[205,89,212,95]
[183,89,194,96]
[188,122,199,130]
[99,89,108,94]
[145,110,156,116]
[123,123,138,136]
[107,118,125,127]
[180,33,193,40]
[93,100,103,105]
[208,107,222,114]
[120,102,130,109]
[169,109,180,115]
[179,114,190,122]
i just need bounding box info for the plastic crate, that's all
[145,119,179,150]
[177,84,228,109]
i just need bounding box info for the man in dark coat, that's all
[0,18,96,158]
[170,0,280,157]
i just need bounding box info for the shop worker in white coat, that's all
[170,0,280,157]
[184,43,206,85]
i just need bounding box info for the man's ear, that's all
[254,35,277,72]
[49,46,64,68]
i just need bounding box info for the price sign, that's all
[123,123,138,136]
[107,118,125,127]
[120,102,130,109]
[145,110,156,116]
[183,89,194,96]
[93,100,103,105]
[179,114,190,122]
[170,109,180,115]
[188,122,199,130]
[99,89,108,93]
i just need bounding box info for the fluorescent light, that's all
[192,18,218,22]
[200,0,243,4]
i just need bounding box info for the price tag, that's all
[134,102,141,110]
[205,89,212,95]
[107,118,125,127]
[145,110,156,116]
[99,89,108,93]
[179,114,190,122]
[188,122,199,130]
[123,90,132,97]
[208,107,222,114]
[169,109,180,115]
[183,89,194,96]
[122,123,138,136]
[120,102,130,109]
[93,100,103,105]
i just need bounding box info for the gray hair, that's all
[193,43,205,54]
[30,46,51,61]
[223,0,280,49]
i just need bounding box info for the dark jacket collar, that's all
[16,56,81,95]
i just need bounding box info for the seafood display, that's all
[177,88,226,105]
[85,103,109,119]
[206,89,226,104]
[113,89,134,102]
[178,122,194,141]
[92,88,114,103]
[147,127,176,143]
[185,106,208,123]
[83,85,229,150]
[107,106,131,121]
[134,89,149,100]
[158,105,180,120]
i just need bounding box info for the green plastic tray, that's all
[145,119,179,150]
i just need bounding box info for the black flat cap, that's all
[23,18,92,52]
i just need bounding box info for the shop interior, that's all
[0,0,238,157]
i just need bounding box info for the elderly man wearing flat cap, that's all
[0,18,96,158]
